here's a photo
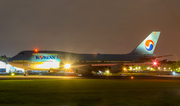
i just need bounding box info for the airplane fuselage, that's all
[7,50,155,70]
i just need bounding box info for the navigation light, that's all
[153,61,157,66]
[153,60,159,67]
[34,49,38,52]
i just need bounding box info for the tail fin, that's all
[130,31,160,55]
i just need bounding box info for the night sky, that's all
[0,0,180,61]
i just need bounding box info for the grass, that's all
[0,78,180,106]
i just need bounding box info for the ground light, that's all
[11,73,15,76]
[129,67,132,70]
[131,76,134,79]
[106,70,109,73]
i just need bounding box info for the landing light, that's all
[64,64,71,69]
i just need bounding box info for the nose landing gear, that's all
[24,70,28,76]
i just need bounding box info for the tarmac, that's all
[0,75,180,80]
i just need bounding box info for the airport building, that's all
[0,61,24,73]
[0,61,9,73]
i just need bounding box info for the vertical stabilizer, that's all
[130,31,160,54]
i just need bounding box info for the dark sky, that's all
[0,0,180,60]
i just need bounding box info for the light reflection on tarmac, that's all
[0,75,180,80]
[0,75,81,79]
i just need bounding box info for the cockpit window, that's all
[18,52,25,55]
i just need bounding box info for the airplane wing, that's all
[139,55,172,62]
[154,55,173,58]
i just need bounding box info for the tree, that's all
[171,61,180,71]
[0,55,10,62]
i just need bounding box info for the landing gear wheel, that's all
[24,73,27,76]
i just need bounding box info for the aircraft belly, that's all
[8,62,31,70]
[30,62,60,70]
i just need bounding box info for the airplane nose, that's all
[7,57,15,64]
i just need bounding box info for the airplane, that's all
[8,31,168,76]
